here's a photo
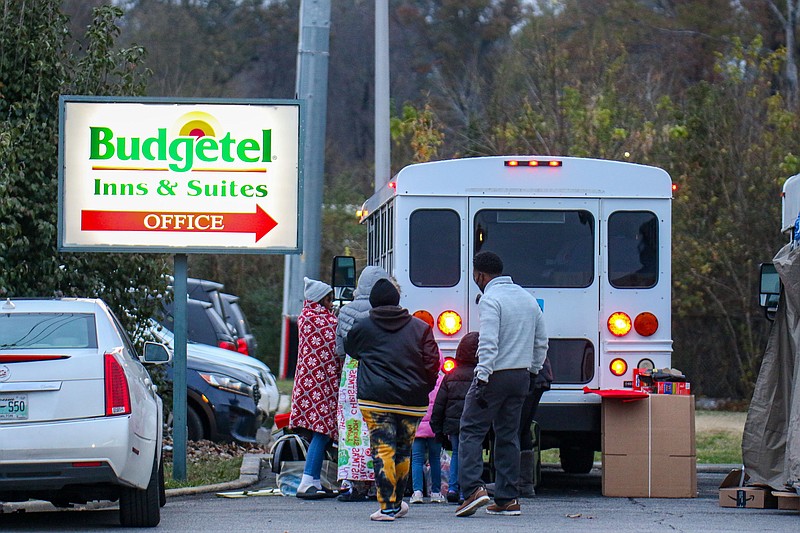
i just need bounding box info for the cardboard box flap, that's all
[719,468,750,489]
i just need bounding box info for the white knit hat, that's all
[304,277,332,303]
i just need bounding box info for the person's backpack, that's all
[270,433,308,474]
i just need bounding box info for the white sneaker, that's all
[410,490,424,504]
[430,492,446,504]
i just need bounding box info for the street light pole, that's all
[280,0,331,378]
[375,0,391,193]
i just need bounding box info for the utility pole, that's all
[375,0,391,193]
[280,0,331,377]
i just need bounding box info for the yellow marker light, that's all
[437,311,462,336]
[609,358,628,377]
[607,312,632,337]
[442,358,456,373]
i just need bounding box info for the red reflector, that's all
[634,312,659,336]
[412,310,435,329]
[218,341,236,352]
[236,338,249,355]
[0,355,70,363]
[104,353,131,416]
[72,461,103,468]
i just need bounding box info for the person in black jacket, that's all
[344,278,440,522]
[430,331,479,504]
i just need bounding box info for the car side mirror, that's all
[141,341,172,364]
[332,255,357,302]
[759,262,780,320]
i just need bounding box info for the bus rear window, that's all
[409,209,460,287]
[608,212,658,289]
[547,339,594,384]
[474,209,594,288]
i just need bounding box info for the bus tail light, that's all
[637,358,655,370]
[413,310,435,329]
[634,312,658,336]
[442,358,456,373]
[609,358,628,377]
[607,312,632,337]
[437,311,462,335]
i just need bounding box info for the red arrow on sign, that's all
[81,205,278,243]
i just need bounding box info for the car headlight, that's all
[199,372,253,396]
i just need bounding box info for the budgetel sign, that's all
[58,96,303,253]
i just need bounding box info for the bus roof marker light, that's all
[607,312,632,336]
[547,160,562,167]
[505,160,520,167]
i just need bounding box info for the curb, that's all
[166,453,269,497]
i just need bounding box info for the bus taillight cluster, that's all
[607,311,659,337]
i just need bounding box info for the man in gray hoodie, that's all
[455,251,548,518]
[334,266,390,502]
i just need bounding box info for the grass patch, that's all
[276,378,294,397]
[696,431,742,464]
[164,456,243,489]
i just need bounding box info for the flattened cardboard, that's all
[772,491,800,510]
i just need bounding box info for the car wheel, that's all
[119,456,161,527]
[559,446,595,474]
[187,404,204,441]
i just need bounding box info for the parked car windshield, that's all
[0,313,97,349]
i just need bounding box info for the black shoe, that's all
[337,489,369,502]
[296,485,327,500]
[447,491,460,504]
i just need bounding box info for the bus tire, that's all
[559,446,595,474]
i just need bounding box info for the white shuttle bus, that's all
[350,155,673,473]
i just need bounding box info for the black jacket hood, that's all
[369,305,412,332]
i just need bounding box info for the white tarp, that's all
[742,243,800,492]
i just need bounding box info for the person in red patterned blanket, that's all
[289,277,342,499]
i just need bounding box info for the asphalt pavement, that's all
[3,459,799,532]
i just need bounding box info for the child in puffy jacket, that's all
[410,356,446,504]
[430,331,479,504]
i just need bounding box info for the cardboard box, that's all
[719,487,777,508]
[603,453,696,498]
[601,395,696,498]
[656,382,691,395]
[772,491,800,510]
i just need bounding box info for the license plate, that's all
[0,394,28,420]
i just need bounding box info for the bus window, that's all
[409,209,460,287]
[547,339,594,384]
[608,212,658,289]
[473,209,594,288]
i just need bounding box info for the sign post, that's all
[58,96,303,479]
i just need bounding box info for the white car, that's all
[149,322,279,417]
[0,298,171,527]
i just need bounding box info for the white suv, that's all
[0,298,171,527]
